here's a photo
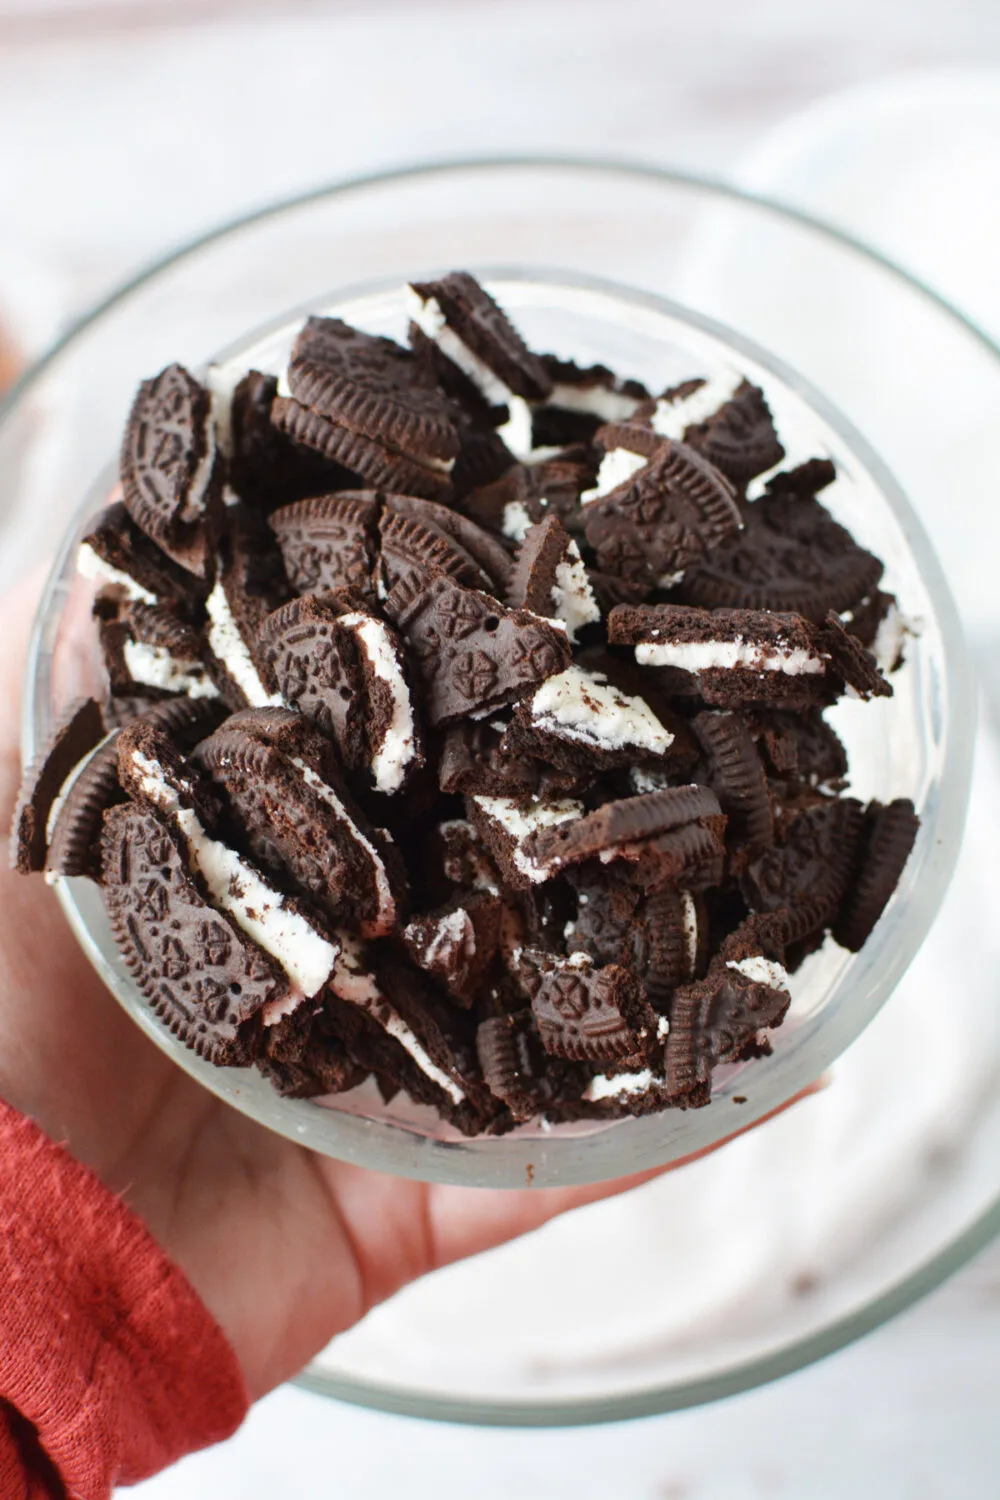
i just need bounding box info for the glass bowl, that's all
[4,161,996,1422]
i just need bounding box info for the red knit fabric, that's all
[0,1098,249,1498]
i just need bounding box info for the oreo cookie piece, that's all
[382,491,513,591]
[750,709,848,789]
[195,707,405,937]
[435,818,503,895]
[514,949,658,1064]
[204,505,290,709]
[646,376,784,485]
[102,801,286,1066]
[98,600,219,702]
[439,722,542,798]
[692,711,773,848]
[407,272,552,406]
[523,784,725,881]
[764,457,837,499]
[581,427,741,589]
[609,603,891,708]
[832,798,919,952]
[506,664,675,773]
[258,593,423,791]
[12,697,107,874]
[272,317,459,499]
[476,1011,585,1121]
[461,455,593,537]
[269,492,379,596]
[506,517,601,641]
[741,798,866,943]
[532,357,648,448]
[44,697,225,882]
[78,502,207,615]
[665,925,791,1106]
[383,569,570,727]
[675,493,884,622]
[402,891,502,1006]
[325,937,493,1132]
[468,794,585,890]
[119,364,222,577]
[117,722,341,1007]
[257,593,366,767]
[257,1012,367,1099]
[379,507,494,594]
[220,369,351,509]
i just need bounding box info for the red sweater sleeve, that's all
[0,1098,249,1498]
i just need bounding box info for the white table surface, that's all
[1,3,1000,1495]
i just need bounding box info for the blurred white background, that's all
[2,2,1000,1496]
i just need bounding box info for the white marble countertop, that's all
[2,4,1000,1495]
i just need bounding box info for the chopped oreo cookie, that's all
[609,602,891,708]
[17,267,919,1129]
[119,364,222,577]
[581,426,742,590]
[271,317,459,498]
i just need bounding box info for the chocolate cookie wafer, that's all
[272,317,459,499]
[119,364,222,577]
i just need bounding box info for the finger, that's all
[0,566,48,826]
[425,1080,825,1270]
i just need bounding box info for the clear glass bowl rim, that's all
[5,155,996,1425]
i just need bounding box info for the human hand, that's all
[0,570,817,1401]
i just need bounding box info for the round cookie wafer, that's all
[582,429,741,590]
[288,316,460,464]
[680,379,785,484]
[12,698,107,875]
[741,798,866,942]
[271,395,455,500]
[516,950,657,1064]
[382,491,513,590]
[379,508,493,593]
[832,798,919,952]
[195,707,405,936]
[408,272,553,403]
[692,710,773,848]
[119,363,221,577]
[675,493,884,622]
[269,491,378,596]
[525,784,723,874]
[101,801,283,1066]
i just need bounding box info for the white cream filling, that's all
[420,908,472,966]
[205,575,284,708]
[406,287,514,408]
[530,666,673,754]
[634,637,827,676]
[204,362,247,458]
[547,380,642,423]
[581,446,648,503]
[77,542,158,605]
[501,500,533,542]
[550,542,601,640]
[289,757,396,935]
[629,766,672,796]
[727,956,790,989]
[338,611,416,794]
[121,639,220,701]
[261,988,309,1028]
[657,1015,671,1042]
[472,794,582,883]
[681,891,699,978]
[872,603,916,673]
[650,371,743,440]
[132,750,337,997]
[584,1068,657,1102]
[496,395,536,462]
[331,932,465,1104]
[657,569,687,590]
